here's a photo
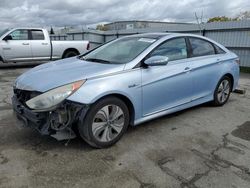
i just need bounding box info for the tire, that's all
[212,76,232,106]
[63,50,78,58]
[78,97,130,148]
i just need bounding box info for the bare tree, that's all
[195,11,205,35]
[236,11,250,20]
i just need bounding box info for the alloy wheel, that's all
[217,79,230,103]
[91,105,125,142]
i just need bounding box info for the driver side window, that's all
[150,38,187,61]
[8,30,28,40]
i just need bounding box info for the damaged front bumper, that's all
[12,94,88,140]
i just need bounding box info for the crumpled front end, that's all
[12,88,88,140]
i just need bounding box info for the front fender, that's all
[67,69,142,120]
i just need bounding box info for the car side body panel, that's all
[68,55,239,127]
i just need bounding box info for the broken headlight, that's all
[26,80,85,110]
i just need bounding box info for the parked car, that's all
[0,28,89,63]
[12,33,240,148]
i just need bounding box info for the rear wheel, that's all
[212,76,232,106]
[78,97,129,148]
[63,50,79,58]
[0,57,4,63]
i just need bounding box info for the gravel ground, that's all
[0,65,250,188]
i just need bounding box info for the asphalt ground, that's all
[0,63,250,188]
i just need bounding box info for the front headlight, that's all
[26,80,85,110]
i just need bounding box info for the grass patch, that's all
[240,66,250,73]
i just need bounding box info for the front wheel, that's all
[212,76,232,106]
[78,97,130,148]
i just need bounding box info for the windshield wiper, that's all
[84,58,111,64]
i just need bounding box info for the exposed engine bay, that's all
[12,89,89,141]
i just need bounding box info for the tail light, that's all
[87,42,90,51]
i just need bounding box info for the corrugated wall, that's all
[53,20,250,67]
[229,48,250,67]
[205,30,250,47]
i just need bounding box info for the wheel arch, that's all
[62,48,80,58]
[92,93,135,126]
[0,55,4,63]
[223,73,234,91]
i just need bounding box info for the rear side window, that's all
[189,38,215,57]
[214,44,226,54]
[31,30,45,40]
[150,38,187,61]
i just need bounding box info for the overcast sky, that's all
[0,0,249,28]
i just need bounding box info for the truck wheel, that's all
[0,57,4,63]
[63,50,79,58]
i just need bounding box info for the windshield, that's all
[83,37,156,64]
[0,29,10,37]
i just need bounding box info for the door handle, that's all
[22,43,29,45]
[128,84,139,88]
[216,59,222,64]
[42,43,48,45]
[183,67,191,72]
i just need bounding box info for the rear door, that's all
[188,37,223,100]
[1,29,32,61]
[29,29,51,60]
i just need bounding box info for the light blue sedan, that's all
[12,33,240,148]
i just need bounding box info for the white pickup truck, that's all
[0,28,89,63]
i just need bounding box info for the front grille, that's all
[14,89,41,105]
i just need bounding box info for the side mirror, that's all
[3,35,12,41]
[144,56,169,66]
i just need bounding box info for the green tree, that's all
[96,24,108,31]
[207,16,238,23]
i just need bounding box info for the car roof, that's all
[126,33,171,39]
[123,32,229,53]
[125,32,204,39]
[125,32,221,44]
[124,32,205,40]
[8,28,46,31]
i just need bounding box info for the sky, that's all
[0,0,249,29]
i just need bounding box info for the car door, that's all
[188,37,223,100]
[1,29,32,61]
[29,29,51,60]
[141,37,193,116]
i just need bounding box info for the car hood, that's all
[15,57,125,92]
